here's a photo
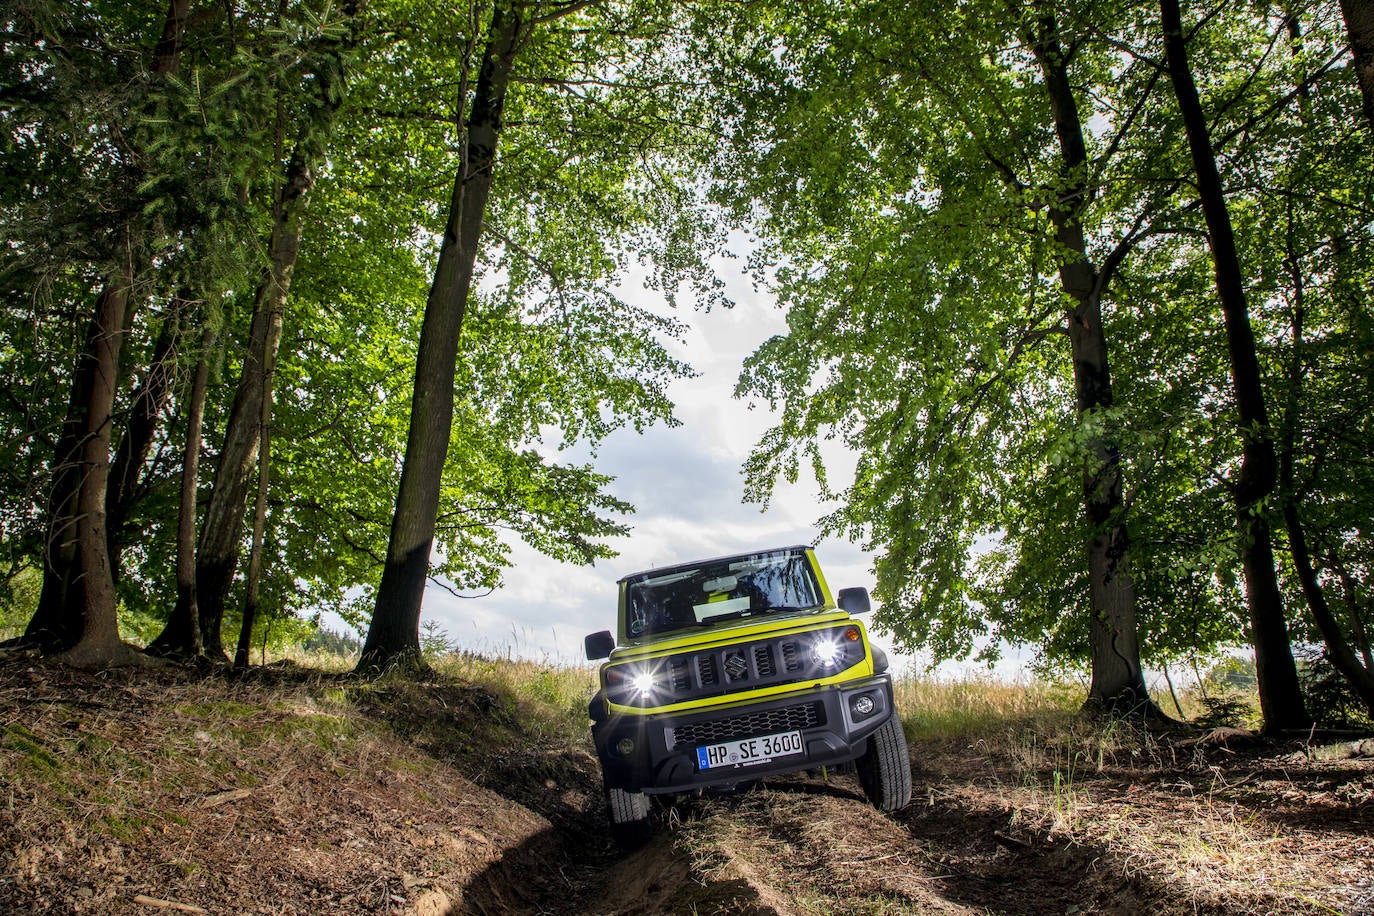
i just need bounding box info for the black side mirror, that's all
[584,630,615,660]
[837,587,872,615]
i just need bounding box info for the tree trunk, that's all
[179,3,354,661]
[1031,19,1156,716]
[1160,0,1310,732]
[1338,0,1374,147]
[27,0,191,657]
[58,265,144,669]
[191,186,299,661]
[234,346,276,669]
[1283,505,1374,715]
[148,322,216,658]
[1276,10,1374,717]
[106,306,181,583]
[27,331,98,651]
[150,0,192,75]
[359,2,524,674]
[1331,554,1374,670]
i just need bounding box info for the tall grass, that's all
[892,672,1083,741]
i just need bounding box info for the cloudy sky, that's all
[416,256,900,668]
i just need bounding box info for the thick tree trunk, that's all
[58,266,144,668]
[106,307,180,583]
[27,333,97,651]
[1160,0,1310,732]
[1031,20,1155,716]
[148,323,216,658]
[359,3,524,674]
[28,0,190,657]
[1338,0,1374,147]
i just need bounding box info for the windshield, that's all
[622,548,823,639]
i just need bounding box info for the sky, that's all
[413,255,905,669]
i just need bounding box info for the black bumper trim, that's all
[592,675,896,794]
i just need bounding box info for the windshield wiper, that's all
[696,604,820,625]
[696,611,747,625]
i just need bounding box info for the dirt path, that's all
[2,660,1371,915]
[470,742,1373,915]
[476,734,1374,916]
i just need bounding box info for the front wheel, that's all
[607,786,653,847]
[856,714,913,812]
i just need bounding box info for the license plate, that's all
[696,729,804,770]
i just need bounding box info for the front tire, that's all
[607,786,653,847]
[856,714,913,812]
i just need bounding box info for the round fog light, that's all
[852,694,876,716]
[615,737,635,756]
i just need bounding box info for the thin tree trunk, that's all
[1160,0,1310,732]
[234,344,276,669]
[1031,18,1156,716]
[360,2,523,674]
[185,4,354,661]
[1337,0,1374,147]
[1283,504,1374,715]
[1276,10,1374,716]
[106,306,181,583]
[1330,554,1374,670]
[148,322,216,658]
[190,144,310,659]
[193,261,288,661]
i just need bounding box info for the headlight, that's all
[630,671,656,697]
[606,664,660,704]
[811,637,845,668]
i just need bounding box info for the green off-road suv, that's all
[584,545,912,840]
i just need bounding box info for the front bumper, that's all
[591,675,896,794]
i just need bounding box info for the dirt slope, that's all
[1,658,1371,915]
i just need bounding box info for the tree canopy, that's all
[1,0,1371,725]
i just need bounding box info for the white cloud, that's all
[416,247,1028,680]
[418,254,880,664]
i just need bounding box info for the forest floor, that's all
[1,655,1372,915]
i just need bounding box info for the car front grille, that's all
[668,701,825,750]
[605,626,864,707]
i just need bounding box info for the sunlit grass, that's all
[431,650,599,743]
[892,672,1083,742]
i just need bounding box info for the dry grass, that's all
[894,675,1373,915]
[1,653,1369,915]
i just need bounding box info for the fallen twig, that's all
[133,894,208,913]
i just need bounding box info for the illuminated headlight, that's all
[606,664,660,704]
[811,637,845,668]
[630,671,656,697]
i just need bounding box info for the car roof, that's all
[616,545,814,584]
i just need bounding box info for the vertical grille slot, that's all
[753,644,776,677]
[696,654,719,686]
[669,659,691,693]
[781,641,803,672]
